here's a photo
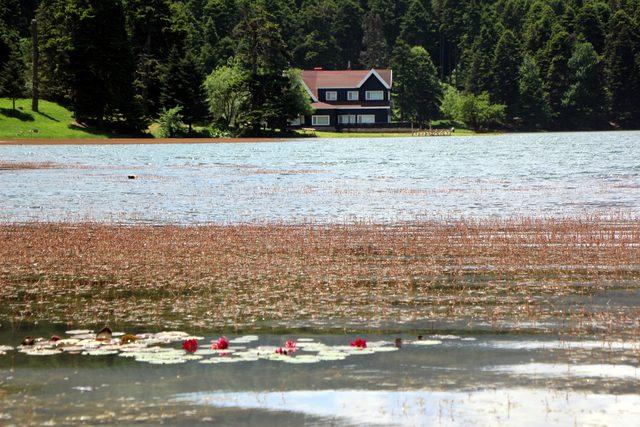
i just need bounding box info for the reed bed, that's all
[1,217,640,336]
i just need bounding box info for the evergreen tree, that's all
[605,10,640,127]
[294,0,340,69]
[518,54,551,130]
[334,0,364,68]
[360,11,388,68]
[563,42,608,128]
[399,0,439,61]
[492,29,522,117]
[463,13,499,95]
[199,0,240,72]
[575,1,610,54]
[390,39,412,121]
[407,46,443,125]
[160,47,208,132]
[0,43,26,109]
[542,27,573,126]
[67,0,144,131]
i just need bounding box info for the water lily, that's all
[350,338,367,349]
[211,336,229,350]
[285,340,297,352]
[182,339,198,353]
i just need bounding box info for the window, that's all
[357,114,376,124]
[347,91,359,101]
[289,116,303,126]
[325,91,337,101]
[365,91,384,101]
[338,114,356,124]
[312,115,331,126]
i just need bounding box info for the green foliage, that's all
[157,105,186,137]
[392,43,442,124]
[360,11,388,68]
[6,0,640,134]
[203,62,248,129]
[160,47,208,131]
[0,36,25,109]
[492,30,522,117]
[605,10,640,127]
[441,85,506,131]
[67,0,144,132]
[562,42,608,128]
[518,55,551,130]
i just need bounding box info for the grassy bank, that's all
[0,98,110,139]
[2,98,479,141]
[1,218,639,336]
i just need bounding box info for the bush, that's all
[157,106,186,138]
[441,86,506,131]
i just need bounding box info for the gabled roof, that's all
[301,69,393,102]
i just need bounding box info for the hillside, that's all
[0,98,108,139]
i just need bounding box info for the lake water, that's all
[1,132,639,223]
[2,325,640,426]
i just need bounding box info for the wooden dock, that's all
[411,128,453,137]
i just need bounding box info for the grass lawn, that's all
[0,98,109,139]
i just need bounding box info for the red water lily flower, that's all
[285,340,297,352]
[350,338,367,349]
[211,336,229,350]
[182,339,198,353]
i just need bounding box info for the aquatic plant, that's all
[350,338,367,349]
[182,339,198,353]
[211,337,229,350]
[1,216,640,337]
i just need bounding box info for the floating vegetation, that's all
[2,217,640,337]
[1,330,407,366]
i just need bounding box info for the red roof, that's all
[301,69,392,101]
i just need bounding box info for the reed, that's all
[1,216,639,335]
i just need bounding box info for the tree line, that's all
[1,0,640,134]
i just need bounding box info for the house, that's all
[293,68,393,129]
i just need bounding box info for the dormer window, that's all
[325,91,337,101]
[347,91,359,101]
[365,90,384,101]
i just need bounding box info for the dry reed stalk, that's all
[1,217,639,335]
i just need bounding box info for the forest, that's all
[1,0,640,135]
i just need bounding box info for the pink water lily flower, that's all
[285,340,297,352]
[350,338,367,349]
[211,336,229,350]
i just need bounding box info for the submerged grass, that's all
[1,217,640,336]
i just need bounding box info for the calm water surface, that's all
[1,132,639,223]
[2,325,640,426]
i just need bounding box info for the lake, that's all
[2,132,640,426]
[1,131,639,223]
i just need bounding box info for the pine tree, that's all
[0,44,26,109]
[294,0,340,69]
[562,42,608,128]
[492,29,522,117]
[334,0,364,68]
[463,15,499,95]
[68,0,144,131]
[399,0,439,61]
[542,27,573,126]
[390,39,413,121]
[408,46,443,125]
[605,10,640,127]
[160,47,208,132]
[575,1,610,54]
[518,54,551,130]
[359,11,388,68]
